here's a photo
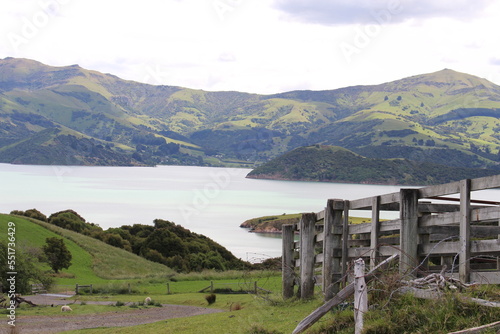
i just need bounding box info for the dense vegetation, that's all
[12,209,250,272]
[1,58,500,172]
[247,145,499,185]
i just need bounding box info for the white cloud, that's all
[273,0,495,25]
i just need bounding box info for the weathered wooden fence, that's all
[282,175,500,300]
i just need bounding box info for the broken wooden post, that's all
[354,258,367,334]
[459,179,471,283]
[292,254,399,334]
[282,224,296,299]
[399,189,419,276]
[300,213,317,299]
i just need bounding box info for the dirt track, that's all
[2,294,224,333]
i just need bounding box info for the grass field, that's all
[2,213,500,333]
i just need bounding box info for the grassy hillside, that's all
[0,214,174,283]
[247,145,499,185]
[1,58,500,171]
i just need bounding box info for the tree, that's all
[43,237,72,273]
[0,241,53,294]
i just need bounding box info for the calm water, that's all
[1,164,497,261]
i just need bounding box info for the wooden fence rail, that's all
[282,175,500,300]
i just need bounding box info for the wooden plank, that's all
[300,213,317,299]
[419,180,461,198]
[418,203,461,213]
[419,225,500,239]
[292,254,399,334]
[460,179,471,283]
[420,239,500,256]
[348,245,399,258]
[400,189,420,275]
[420,206,500,227]
[282,224,296,299]
[471,174,500,191]
[349,192,401,210]
[448,321,500,334]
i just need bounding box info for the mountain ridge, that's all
[0,57,499,175]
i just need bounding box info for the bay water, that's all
[1,164,497,262]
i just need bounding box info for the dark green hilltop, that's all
[246,145,499,185]
[1,57,499,182]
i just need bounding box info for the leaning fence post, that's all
[399,189,419,276]
[300,213,317,299]
[459,179,471,283]
[282,224,296,299]
[354,258,367,334]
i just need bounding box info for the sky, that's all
[1,0,500,94]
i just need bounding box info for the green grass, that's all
[0,214,174,283]
[0,214,103,283]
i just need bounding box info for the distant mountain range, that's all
[0,57,499,172]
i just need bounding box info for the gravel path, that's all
[4,294,224,333]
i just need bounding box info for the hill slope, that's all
[1,57,499,170]
[246,145,499,185]
[0,214,174,282]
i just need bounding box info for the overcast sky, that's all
[1,0,499,94]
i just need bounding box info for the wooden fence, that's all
[282,175,500,300]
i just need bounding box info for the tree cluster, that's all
[37,210,249,273]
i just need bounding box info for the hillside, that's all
[0,213,173,282]
[246,145,499,185]
[1,57,499,171]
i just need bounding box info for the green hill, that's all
[246,145,499,185]
[0,214,174,283]
[1,57,499,172]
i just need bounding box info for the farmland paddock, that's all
[282,175,500,301]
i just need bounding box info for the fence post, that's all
[354,258,367,334]
[459,179,471,283]
[282,224,296,299]
[342,201,350,282]
[399,189,419,276]
[254,281,258,295]
[210,281,214,293]
[75,284,79,295]
[300,213,317,299]
[90,284,93,294]
[167,283,170,295]
[322,200,337,300]
[370,196,381,269]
